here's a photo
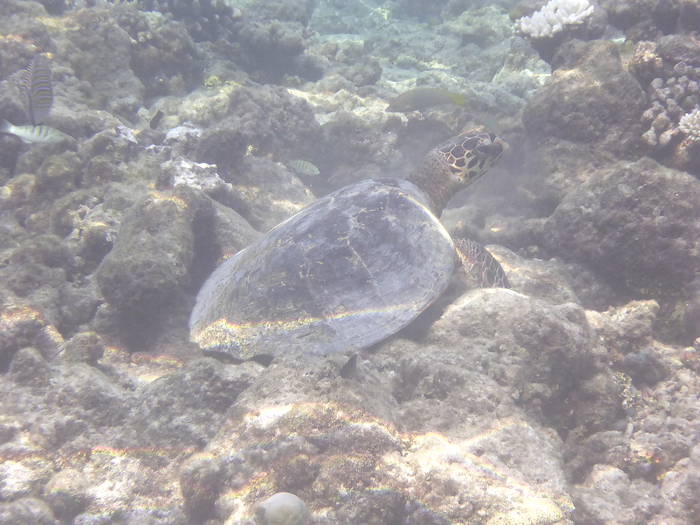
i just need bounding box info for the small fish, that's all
[149,110,164,129]
[289,159,320,176]
[0,118,71,144]
[20,55,53,126]
[386,88,466,112]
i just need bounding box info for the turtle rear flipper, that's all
[454,238,510,289]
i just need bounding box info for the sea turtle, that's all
[189,129,509,362]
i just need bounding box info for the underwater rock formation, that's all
[2,0,700,523]
[599,0,700,40]
[523,40,646,155]
[543,157,700,342]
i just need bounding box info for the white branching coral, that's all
[514,0,594,39]
[679,108,700,141]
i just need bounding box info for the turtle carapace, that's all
[189,129,509,362]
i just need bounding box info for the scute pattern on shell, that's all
[189,178,457,360]
[189,130,509,361]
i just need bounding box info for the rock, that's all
[58,332,104,365]
[124,10,201,98]
[182,286,591,524]
[585,464,630,497]
[46,364,130,428]
[76,128,137,187]
[0,458,54,502]
[570,368,625,437]
[511,139,618,217]
[657,444,700,522]
[622,348,670,387]
[133,0,240,41]
[195,85,321,170]
[160,158,231,198]
[162,124,202,158]
[602,0,686,40]
[9,347,52,387]
[0,498,58,525]
[1,233,76,330]
[682,283,700,342]
[586,300,659,356]
[335,490,405,524]
[0,304,63,371]
[570,465,662,524]
[57,7,146,121]
[129,358,256,446]
[564,430,628,484]
[543,157,700,342]
[91,183,258,353]
[35,151,83,197]
[43,468,91,520]
[95,186,211,319]
[235,20,308,84]
[56,278,102,336]
[218,156,315,233]
[179,454,223,520]
[207,199,261,263]
[522,40,646,155]
[416,290,595,431]
[241,0,315,26]
[485,497,564,525]
[628,424,692,478]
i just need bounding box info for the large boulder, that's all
[543,157,700,341]
[523,40,647,156]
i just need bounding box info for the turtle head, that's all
[436,129,509,188]
[408,129,509,216]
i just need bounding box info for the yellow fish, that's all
[386,88,466,112]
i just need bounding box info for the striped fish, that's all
[0,119,70,144]
[289,159,320,176]
[20,55,53,126]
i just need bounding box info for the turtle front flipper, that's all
[453,238,510,289]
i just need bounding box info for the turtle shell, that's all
[189,178,456,360]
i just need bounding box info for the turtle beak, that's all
[475,136,509,163]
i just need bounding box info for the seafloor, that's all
[0,0,700,524]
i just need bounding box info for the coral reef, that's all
[511,0,604,63]
[1,0,700,523]
[630,35,700,175]
[514,0,595,39]
[132,0,242,42]
[678,107,700,140]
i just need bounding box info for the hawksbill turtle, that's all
[189,129,509,362]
